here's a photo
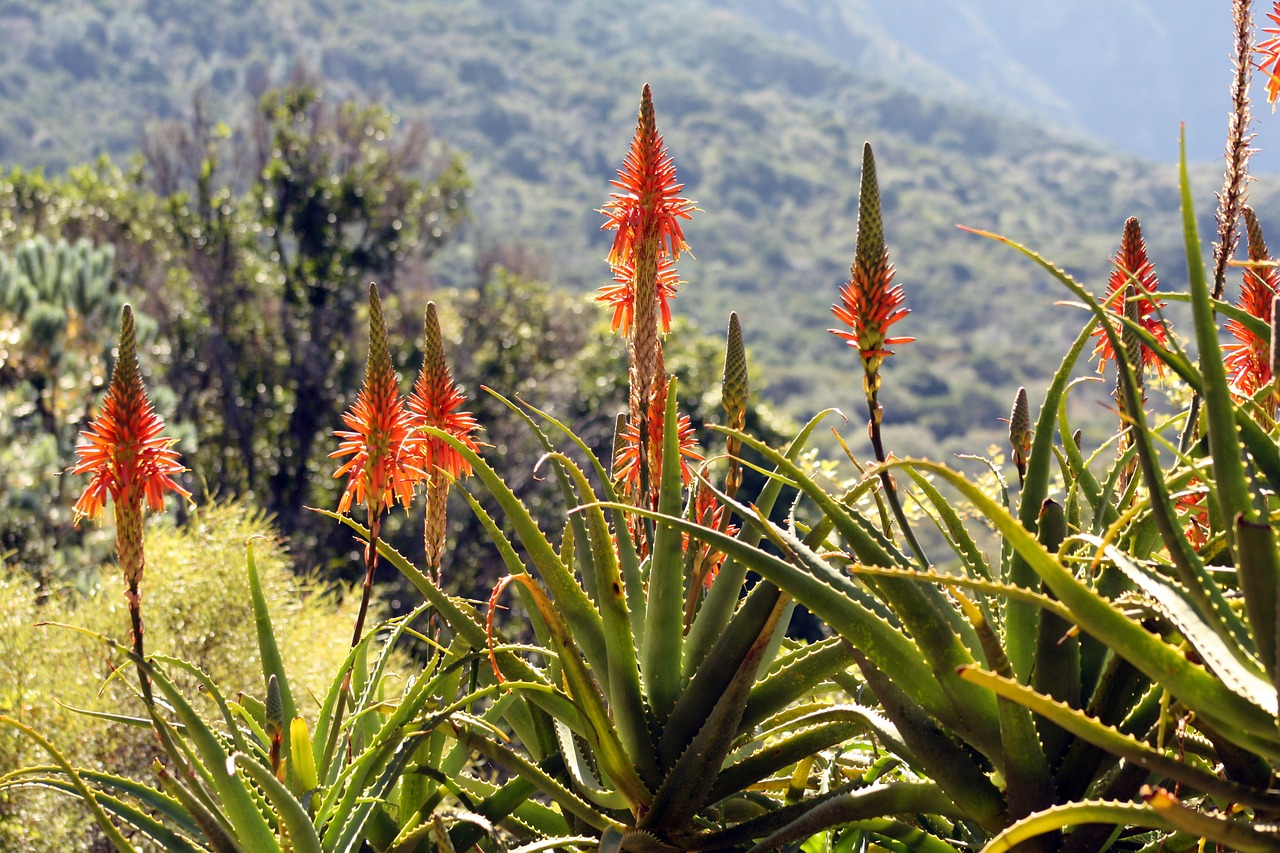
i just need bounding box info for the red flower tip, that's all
[1091,217,1169,375]
[1257,4,1280,108]
[331,284,424,515]
[408,301,480,480]
[596,255,680,337]
[600,85,695,269]
[72,305,189,524]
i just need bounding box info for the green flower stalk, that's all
[829,142,925,566]
[73,305,190,700]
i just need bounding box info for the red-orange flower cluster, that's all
[830,263,912,363]
[73,307,189,524]
[600,84,695,269]
[1258,3,1280,107]
[331,285,424,515]
[1224,209,1279,397]
[596,255,681,337]
[409,302,480,480]
[1091,217,1169,375]
[613,396,703,492]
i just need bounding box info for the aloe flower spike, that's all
[1008,387,1031,487]
[409,300,480,575]
[73,304,189,701]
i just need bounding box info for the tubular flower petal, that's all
[1091,217,1170,376]
[685,481,737,589]
[600,84,695,269]
[613,390,703,494]
[829,143,913,392]
[595,255,680,337]
[73,305,189,527]
[408,301,480,481]
[1224,207,1280,397]
[331,283,424,516]
[1257,4,1280,107]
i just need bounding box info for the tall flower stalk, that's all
[829,142,924,566]
[331,283,422,649]
[600,84,695,512]
[408,301,480,580]
[73,304,189,700]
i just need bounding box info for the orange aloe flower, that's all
[600,84,695,269]
[1224,208,1279,397]
[331,283,424,516]
[687,480,737,590]
[596,255,681,336]
[409,302,479,571]
[408,302,480,480]
[73,306,189,535]
[613,389,703,493]
[829,144,913,393]
[1258,3,1280,107]
[1091,217,1169,376]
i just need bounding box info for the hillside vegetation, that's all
[1,0,1270,460]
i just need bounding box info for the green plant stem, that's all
[866,390,929,569]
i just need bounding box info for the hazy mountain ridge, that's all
[0,0,1272,460]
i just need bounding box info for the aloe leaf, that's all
[446,771,572,844]
[601,498,960,737]
[1177,130,1257,554]
[1122,316,1280,497]
[958,666,1279,810]
[1085,535,1272,706]
[421,426,610,674]
[684,408,842,675]
[230,754,320,853]
[740,782,964,853]
[707,715,879,805]
[742,639,849,733]
[1237,516,1280,685]
[961,227,1255,658]
[0,717,141,853]
[484,387,600,601]
[661,580,785,769]
[1055,376,1117,530]
[883,459,1280,752]
[984,800,1173,853]
[641,593,791,831]
[703,432,1002,753]
[499,573,652,809]
[455,727,621,832]
[3,774,205,852]
[903,468,991,582]
[245,540,297,727]
[553,453,657,788]
[139,666,280,851]
[1005,315,1101,683]
[1144,785,1280,851]
[511,395,649,630]
[642,376,689,722]
[315,509,576,726]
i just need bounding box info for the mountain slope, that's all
[1,0,1273,461]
